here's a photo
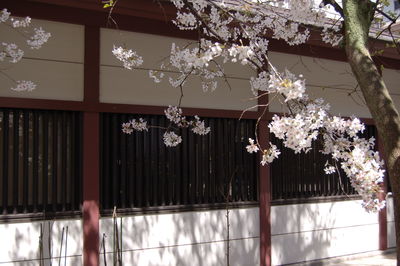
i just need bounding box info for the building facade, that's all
[0,0,399,265]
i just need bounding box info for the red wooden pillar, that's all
[259,120,271,266]
[377,133,388,250]
[83,26,100,266]
[83,112,100,266]
[258,91,271,266]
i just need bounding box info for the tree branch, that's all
[321,0,344,18]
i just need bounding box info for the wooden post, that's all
[83,26,100,266]
[377,133,388,251]
[258,90,271,266]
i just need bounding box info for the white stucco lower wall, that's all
[0,218,82,265]
[387,196,396,248]
[99,207,260,266]
[271,200,380,265]
[0,201,386,265]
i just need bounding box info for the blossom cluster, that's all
[1,42,24,63]
[163,131,183,147]
[170,0,342,47]
[164,105,211,136]
[121,105,210,147]
[260,96,384,212]
[122,118,148,134]
[112,45,143,70]
[0,8,51,91]
[10,80,36,92]
[251,70,307,101]
[261,143,281,166]
[27,27,51,49]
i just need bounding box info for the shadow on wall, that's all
[271,202,336,265]
[271,198,381,265]
[99,206,259,266]
[0,217,82,266]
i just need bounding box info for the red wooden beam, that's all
[82,26,100,266]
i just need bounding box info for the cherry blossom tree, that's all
[0,8,51,92]
[106,0,400,262]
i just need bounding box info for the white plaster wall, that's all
[271,200,380,265]
[387,196,396,248]
[100,66,255,110]
[383,68,400,95]
[269,51,400,117]
[100,29,253,79]
[0,218,82,265]
[100,29,256,110]
[1,58,84,101]
[99,207,259,266]
[0,19,84,101]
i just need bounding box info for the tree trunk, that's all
[343,0,400,264]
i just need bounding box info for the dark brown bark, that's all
[344,0,400,264]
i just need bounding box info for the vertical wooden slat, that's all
[227,119,235,201]
[298,149,303,198]
[168,135,176,205]
[150,116,158,206]
[52,112,58,212]
[209,119,216,203]
[135,128,143,207]
[78,113,84,209]
[102,114,110,210]
[181,127,188,205]
[203,119,210,204]
[32,111,39,212]
[70,112,77,211]
[12,110,19,213]
[22,111,29,212]
[270,134,276,200]
[158,118,166,206]
[188,128,196,204]
[61,112,67,211]
[2,110,9,214]
[120,114,127,208]
[236,121,244,201]
[111,115,119,208]
[223,119,230,199]
[127,116,135,208]
[216,119,225,202]
[196,133,203,203]
[248,121,257,201]
[143,118,150,207]
[175,130,182,205]
[42,112,49,212]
